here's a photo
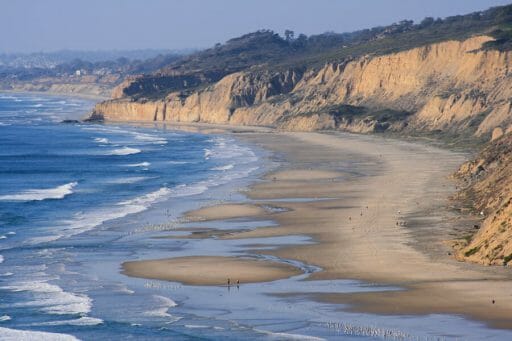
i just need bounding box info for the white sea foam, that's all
[132,132,167,144]
[6,232,15,235]
[119,187,172,208]
[171,184,209,198]
[114,284,135,295]
[106,147,141,156]
[106,177,150,184]
[0,182,77,202]
[32,103,43,108]
[0,235,6,239]
[162,137,260,201]
[0,327,79,341]
[81,126,123,134]
[0,255,4,263]
[0,315,11,322]
[27,235,61,245]
[208,136,258,162]
[32,187,174,242]
[167,161,189,165]
[0,280,92,315]
[126,162,151,167]
[204,148,213,159]
[25,133,259,246]
[184,324,209,329]
[0,272,13,277]
[143,295,177,319]
[211,164,234,171]
[36,316,104,326]
[255,329,326,341]
[94,137,109,144]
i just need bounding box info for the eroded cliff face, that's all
[90,35,512,137]
[88,35,512,267]
[453,133,512,265]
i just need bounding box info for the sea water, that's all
[0,93,265,339]
[1,93,512,340]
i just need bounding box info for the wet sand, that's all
[122,127,512,329]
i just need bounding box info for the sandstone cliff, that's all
[87,33,512,268]
[2,77,116,99]
[90,36,512,138]
[453,132,512,265]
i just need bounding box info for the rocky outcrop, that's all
[90,35,512,137]
[453,133,512,265]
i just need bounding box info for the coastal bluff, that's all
[90,36,512,139]
[87,34,512,267]
[453,133,512,265]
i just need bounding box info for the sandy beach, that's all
[122,127,512,329]
[123,256,302,286]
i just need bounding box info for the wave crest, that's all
[106,147,141,156]
[94,137,109,144]
[0,182,77,202]
[211,164,234,171]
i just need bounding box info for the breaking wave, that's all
[0,182,77,202]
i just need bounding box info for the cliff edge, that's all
[453,132,512,265]
[89,36,512,139]
[85,5,512,267]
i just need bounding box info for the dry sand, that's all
[123,128,512,328]
[123,256,301,286]
[184,203,266,222]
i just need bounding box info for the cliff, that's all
[90,36,512,138]
[1,74,119,99]
[453,132,512,265]
[4,82,113,99]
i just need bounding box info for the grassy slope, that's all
[123,4,512,99]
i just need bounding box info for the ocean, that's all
[0,93,269,340]
[1,93,512,341]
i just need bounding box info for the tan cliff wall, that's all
[453,133,512,265]
[90,36,512,136]
[3,82,113,99]
[89,36,512,268]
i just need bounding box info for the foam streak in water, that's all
[0,182,77,202]
[211,164,234,171]
[0,327,79,341]
[0,280,92,315]
[106,147,141,156]
[94,137,109,144]
[126,162,151,167]
[27,187,174,243]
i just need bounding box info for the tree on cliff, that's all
[284,30,295,41]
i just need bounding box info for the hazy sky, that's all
[1,0,511,53]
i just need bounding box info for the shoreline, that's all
[121,125,512,329]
